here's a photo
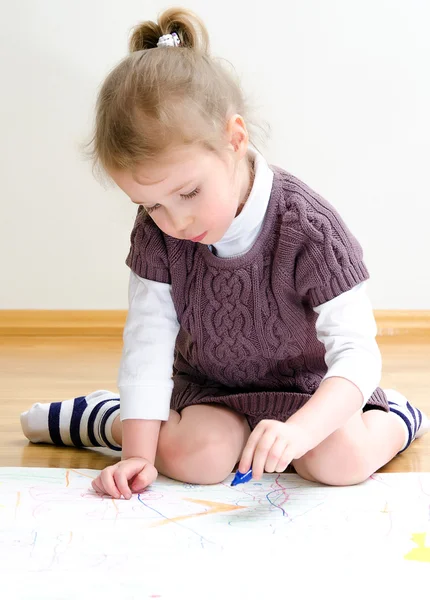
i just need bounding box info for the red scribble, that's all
[275,474,290,502]
[369,474,392,488]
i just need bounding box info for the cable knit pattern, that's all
[126,206,171,285]
[126,166,387,427]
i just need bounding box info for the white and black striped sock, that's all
[20,390,121,451]
[386,389,429,453]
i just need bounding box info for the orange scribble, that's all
[69,469,95,480]
[112,499,119,513]
[69,531,73,544]
[65,470,70,487]
[148,497,246,528]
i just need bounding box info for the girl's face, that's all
[110,138,250,246]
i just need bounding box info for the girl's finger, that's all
[238,426,265,473]
[265,437,287,473]
[275,447,295,474]
[113,469,132,500]
[100,469,122,499]
[252,432,276,480]
[91,479,105,496]
[130,466,155,493]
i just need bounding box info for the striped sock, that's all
[20,390,121,451]
[386,389,429,453]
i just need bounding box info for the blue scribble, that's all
[30,531,38,557]
[137,494,214,547]
[266,489,287,516]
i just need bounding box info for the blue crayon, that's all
[231,468,253,486]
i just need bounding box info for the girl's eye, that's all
[145,187,199,213]
[181,187,200,200]
[146,204,161,214]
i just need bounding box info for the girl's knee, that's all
[295,459,371,486]
[293,431,373,486]
[157,421,238,484]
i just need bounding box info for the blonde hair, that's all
[84,7,265,180]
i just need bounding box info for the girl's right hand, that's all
[91,457,158,500]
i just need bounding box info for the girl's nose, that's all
[171,213,194,237]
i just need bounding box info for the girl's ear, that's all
[225,114,249,159]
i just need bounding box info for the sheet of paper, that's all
[1,468,429,599]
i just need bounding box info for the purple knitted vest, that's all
[126,166,387,425]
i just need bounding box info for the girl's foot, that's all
[20,390,121,450]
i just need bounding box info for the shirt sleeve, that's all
[117,271,180,421]
[313,282,382,408]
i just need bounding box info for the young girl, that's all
[21,7,428,500]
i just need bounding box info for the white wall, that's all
[1,0,429,309]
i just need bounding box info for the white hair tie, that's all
[157,32,181,48]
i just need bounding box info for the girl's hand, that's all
[239,420,314,480]
[91,457,158,500]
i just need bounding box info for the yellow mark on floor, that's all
[404,533,430,562]
[148,497,246,528]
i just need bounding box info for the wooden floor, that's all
[1,335,429,472]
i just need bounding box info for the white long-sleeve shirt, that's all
[118,149,381,421]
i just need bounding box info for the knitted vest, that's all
[126,166,385,411]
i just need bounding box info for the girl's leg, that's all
[293,391,428,486]
[21,391,250,484]
[113,404,250,484]
[21,390,122,450]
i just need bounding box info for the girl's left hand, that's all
[238,420,315,480]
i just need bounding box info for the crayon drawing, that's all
[0,468,429,599]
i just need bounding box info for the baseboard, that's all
[0,310,429,337]
[0,310,127,336]
[374,311,430,337]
